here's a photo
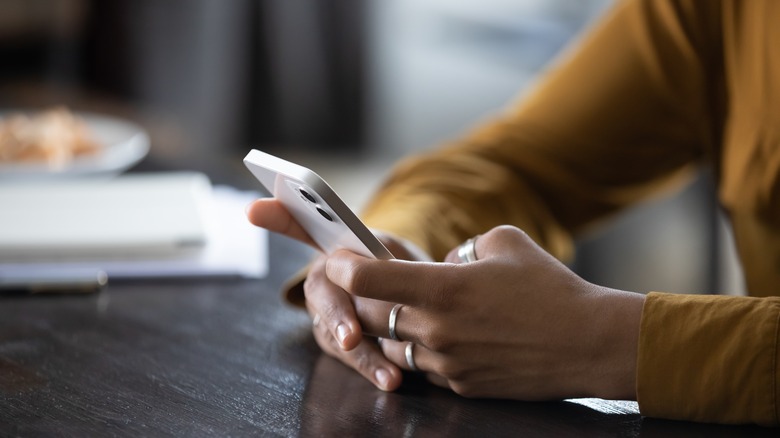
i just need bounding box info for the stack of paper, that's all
[0,172,267,281]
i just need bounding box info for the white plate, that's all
[0,111,150,180]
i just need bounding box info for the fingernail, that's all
[375,368,391,390]
[244,201,254,216]
[336,323,350,346]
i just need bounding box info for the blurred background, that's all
[0,0,744,295]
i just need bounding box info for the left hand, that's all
[324,225,645,401]
[246,198,425,392]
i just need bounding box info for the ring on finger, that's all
[405,342,418,371]
[388,303,403,341]
[457,237,478,263]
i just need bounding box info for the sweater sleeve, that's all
[638,292,780,426]
[361,0,722,261]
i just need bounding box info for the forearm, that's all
[361,146,574,262]
[362,0,716,263]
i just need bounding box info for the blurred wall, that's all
[83,0,252,172]
[366,0,611,158]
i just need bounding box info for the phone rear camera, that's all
[299,188,316,203]
[316,207,334,222]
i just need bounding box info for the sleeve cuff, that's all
[637,292,780,426]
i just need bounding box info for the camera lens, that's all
[299,188,316,203]
[316,207,334,222]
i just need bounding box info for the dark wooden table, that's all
[0,232,775,437]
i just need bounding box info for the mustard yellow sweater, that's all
[359,0,780,426]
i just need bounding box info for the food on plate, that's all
[0,107,101,168]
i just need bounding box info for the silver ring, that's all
[388,304,403,341]
[457,237,478,263]
[405,342,418,371]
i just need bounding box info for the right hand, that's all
[246,198,430,391]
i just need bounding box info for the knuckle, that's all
[422,329,453,353]
[477,225,533,258]
[352,350,373,374]
[422,276,457,311]
[320,301,341,326]
[486,225,526,244]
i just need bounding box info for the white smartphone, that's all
[243,149,394,260]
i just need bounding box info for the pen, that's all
[0,269,108,294]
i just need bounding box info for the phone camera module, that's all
[316,206,334,222]
[299,188,316,203]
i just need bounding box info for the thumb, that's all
[246,198,320,250]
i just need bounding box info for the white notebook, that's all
[0,172,210,261]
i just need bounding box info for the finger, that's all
[443,235,482,264]
[352,296,406,340]
[354,299,428,346]
[313,329,403,392]
[305,257,363,351]
[379,339,452,392]
[472,225,534,261]
[378,339,435,373]
[246,198,319,249]
[325,250,458,307]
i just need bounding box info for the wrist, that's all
[586,286,645,400]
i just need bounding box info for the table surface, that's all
[0,232,775,437]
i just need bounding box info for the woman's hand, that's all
[324,225,645,401]
[246,198,429,392]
